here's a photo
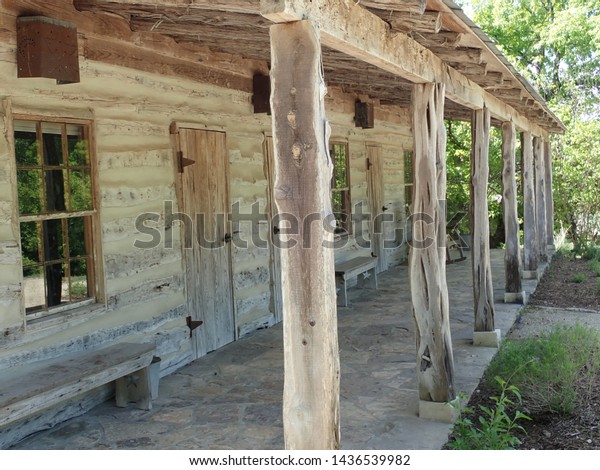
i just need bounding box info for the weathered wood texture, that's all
[75,0,261,14]
[533,136,547,262]
[366,145,386,272]
[359,0,427,15]
[501,122,522,294]
[0,342,155,427]
[470,108,496,332]
[264,136,283,324]
[410,82,455,402]
[177,129,235,358]
[261,0,561,134]
[269,20,340,450]
[522,132,538,272]
[544,140,555,247]
[0,98,23,335]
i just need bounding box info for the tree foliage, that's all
[459,0,600,244]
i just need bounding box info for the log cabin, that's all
[0,0,564,449]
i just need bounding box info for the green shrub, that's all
[572,272,586,283]
[485,324,600,415]
[581,245,600,261]
[589,258,600,277]
[447,378,530,450]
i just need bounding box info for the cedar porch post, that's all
[470,108,499,347]
[534,136,547,263]
[544,140,555,250]
[501,122,524,303]
[410,83,456,422]
[269,20,340,450]
[522,132,538,278]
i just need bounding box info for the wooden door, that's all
[264,136,283,323]
[178,128,235,358]
[367,145,386,272]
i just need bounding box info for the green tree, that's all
[464,0,600,244]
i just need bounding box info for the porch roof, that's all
[71,0,564,134]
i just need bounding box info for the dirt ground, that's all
[457,253,600,449]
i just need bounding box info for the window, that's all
[330,142,351,235]
[404,150,414,212]
[15,119,97,320]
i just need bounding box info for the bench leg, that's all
[367,268,378,289]
[357,272,366,289]
[115,367,152,411]
[336,276,348,307]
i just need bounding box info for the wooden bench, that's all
[335,256,378,307]
[0,342,155,428]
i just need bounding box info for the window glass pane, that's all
[23,265,45,312]
[17,169,42,215]
[70,259,90,301]
[44,170,67,212]
[45,262,64,307]
[332,191,342,218]
[68,217,89,258]
[61,262,71,304]
[67,125,89,166]
[41,123,64,166]
[42,219,65,261]
[15,119,95,318]
[14,130,39,166]
[404,151,413,184]
[20,221,41,266]
[332,145,348,189]
[70,170,93,211]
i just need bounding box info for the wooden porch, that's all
[11,249,546,450]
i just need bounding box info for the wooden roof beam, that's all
[450,62,487,77]
[358,0,427,15]
[261,0,554,135]
[428,46,483,64]
[371,10,443,34]
[74,0,261,15]
[409,31,463,48]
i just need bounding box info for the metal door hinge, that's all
[186,316,203,338]
[177,151,195,173]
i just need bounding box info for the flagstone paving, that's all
[12,249,543,450]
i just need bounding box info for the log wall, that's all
[0,12,413,374]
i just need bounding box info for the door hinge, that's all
[177,151,195,173]
[186,315,203,338]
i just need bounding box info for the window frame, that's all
[329,141,352,236]
[13,114,102,321]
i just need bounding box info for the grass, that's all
[572,272,586,283]
[484,324,600,415]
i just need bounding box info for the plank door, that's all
[264,136,283,323]
[366,145,387,272]
[178,128,235,358]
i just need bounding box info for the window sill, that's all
[12,302,108,347]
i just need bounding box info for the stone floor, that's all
[12,249,543,450]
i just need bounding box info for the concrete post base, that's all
[419,397,460,423]
[522,270,539,280]
[473,329,501,348]
[504,291,526,304]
